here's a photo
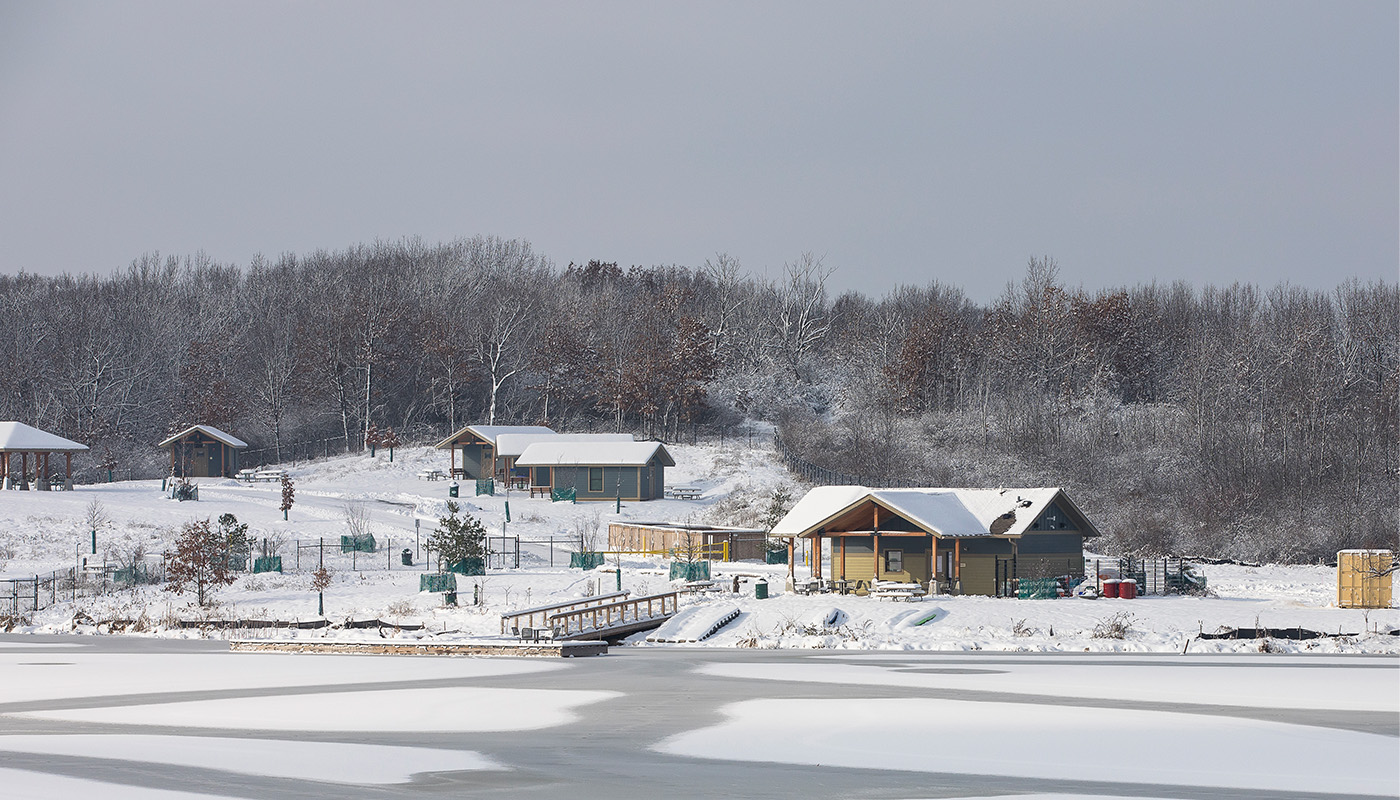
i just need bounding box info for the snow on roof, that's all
[770,485,872,536]
[951,488,1062,536]
[773,486,1092,539]
[869,490,989,537]
[515,441,675,467]
[434,424,554,449]
[158,425,248,449]
[495,432,633,458]
[0,422,89,452]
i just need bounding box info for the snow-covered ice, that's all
[15,686,619,732]
[0,767,247,800]
[696,658,1400,711]
[0,734,500,783]
[657,696,1399,795]
[0,651,559,704]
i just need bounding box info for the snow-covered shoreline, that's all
[3,444,1396,654]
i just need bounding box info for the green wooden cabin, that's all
[515,441,674,501]
[772,487,1100,596]
[159,425,248,479]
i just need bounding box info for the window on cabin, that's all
[884,549,903,573]
[588,468,603,492]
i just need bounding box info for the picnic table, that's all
[416,468,447,481]
[870,580,926,601]
[667,486,703,500]
[235,469,258,482]
[252,469,288,483]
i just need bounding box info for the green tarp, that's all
[253,556,283,574]
[1017,577,1060,600]
[475,479,495,496]
[449,557,485,576]
[765,549,789,565]
[670,561,710,581]
[420,573,458,593]
[340,534,376,553]
[570,552,606,570]
[550,487,576,503]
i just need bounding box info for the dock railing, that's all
[500,591,630,635]
[548,592,679,639]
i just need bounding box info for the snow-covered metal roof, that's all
[0,422,88,452]
[495,432,633,458]
[158,425,248,449]
[772,486,1096,538]
[434,424,554,449]
[515,441,675,467]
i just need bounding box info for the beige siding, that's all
[959,554,997,596]
[842,549,876,581]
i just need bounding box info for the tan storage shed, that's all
[1336,550,1394,609]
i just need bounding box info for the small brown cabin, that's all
[160,425,248,478]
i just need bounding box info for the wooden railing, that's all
[548,592,678,639]
[499,591,629,635]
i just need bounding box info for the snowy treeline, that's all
[0,238,1394,561]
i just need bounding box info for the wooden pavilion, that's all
[0,421,89,490]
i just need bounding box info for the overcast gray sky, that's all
[1,1,1395,301]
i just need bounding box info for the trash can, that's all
[1102,578,1121,598]
[444,591,458,606]
[755,579,769,600]
[1119,579,1138,599]
[448,481,459,498]
[401,548,413,566]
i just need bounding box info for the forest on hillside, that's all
[1,236,1395,561]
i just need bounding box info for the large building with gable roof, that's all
[771,486,1100,596]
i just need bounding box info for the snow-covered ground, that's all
[2,442,1396,653]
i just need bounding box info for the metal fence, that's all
[773,433,913,488]
[0,563,162,618]
[242,436,359,468]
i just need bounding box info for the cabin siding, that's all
[554,465,642,501]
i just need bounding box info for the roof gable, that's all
[158,425,248,449]
[434,424,554,449]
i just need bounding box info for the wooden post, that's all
[839,536,846,580]
[20,452,27,489]
[873,532,880,579]
[954,539,962,593]
[813,533,822,580]
[787,539,795,579]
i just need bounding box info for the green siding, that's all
[1017,532,1083,554]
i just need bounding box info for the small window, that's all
[588,467,603,493]
[884,549,903,573]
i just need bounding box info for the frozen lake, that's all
[0,635,1395,799]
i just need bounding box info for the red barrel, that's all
[1101,578,1121,598]
[1119,579,1138,599]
